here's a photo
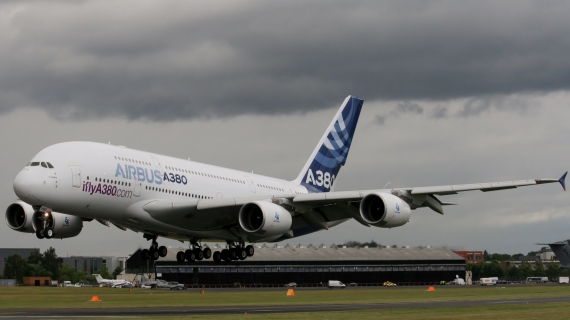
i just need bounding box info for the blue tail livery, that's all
[294,95,363,193]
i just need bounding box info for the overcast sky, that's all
[1,1,569,258]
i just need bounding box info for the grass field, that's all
[1,286,569,319]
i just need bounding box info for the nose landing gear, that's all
[35,211,54,239]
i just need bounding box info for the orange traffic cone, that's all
[286,289,295,296]
[90,296,101,302]
[427,286,435,292]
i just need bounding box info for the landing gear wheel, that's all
[229,248,238,260]
[150,249,160,260]
[35,229,45,239]
[194,248,204,261]
[245,245,255,257]
[221,249,231,262]
[213,251,221,263]
[141,249,150,260]
[45,228,53,239]
[203,247,212,259]
[158,246,168,257]
[185,249,196,262]
[176,251,185,263]
[238,248,247,260]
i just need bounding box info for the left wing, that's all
[143,172,566,236]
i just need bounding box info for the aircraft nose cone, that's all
[13,170,32,200]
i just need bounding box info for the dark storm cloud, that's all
[1,1,569,121]
[375,101,424,125]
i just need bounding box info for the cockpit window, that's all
[41,162,47,168]
[30,162,40,166]
[47,162,54,168]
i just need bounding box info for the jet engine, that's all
[239,201,292,236]
[5,201,35,233]
[360,193,411,228]
[5,201,83,239]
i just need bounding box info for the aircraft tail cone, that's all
[90,296,101,302]
[427,286,435,292]
[286,289,295,296]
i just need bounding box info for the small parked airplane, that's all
[93,274,131,288]
[6,95,566,264]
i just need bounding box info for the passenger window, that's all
[30,162,40,166]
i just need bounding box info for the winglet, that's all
[559,171,567,191]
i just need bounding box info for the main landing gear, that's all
[212,241,255,263]
[140,234,168,261]
[175,239,212,263]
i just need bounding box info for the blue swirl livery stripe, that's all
[301,96,363,193]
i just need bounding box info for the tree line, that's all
[468,259,569,281]
[2,247,122,284]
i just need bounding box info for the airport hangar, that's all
[126,244,466,286]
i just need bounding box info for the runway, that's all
[1,296,569,318]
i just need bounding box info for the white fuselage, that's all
[13,141,309,241]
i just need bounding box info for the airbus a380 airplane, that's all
[6,96,567,264]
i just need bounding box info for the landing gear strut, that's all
[175,239,212,263]
[213,241,254,263]
[35,211,54,239]
[141,234,168,261]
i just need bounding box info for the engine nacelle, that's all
[32,211,83,239]
[360,193,411,228]
[5,201,35,233]
[239,201,293,237]
[5,201,83,238]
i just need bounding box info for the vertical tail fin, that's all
[545,241,570,268]
[93,274,103,283]
[294,95,363,193]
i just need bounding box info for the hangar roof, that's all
[154,244,464,263]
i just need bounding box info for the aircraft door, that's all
[151,157,163,170]
[71,167,81,188]
[245,176,256,193]
[133,181,142,197]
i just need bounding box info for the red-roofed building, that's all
[453,251,484,263]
